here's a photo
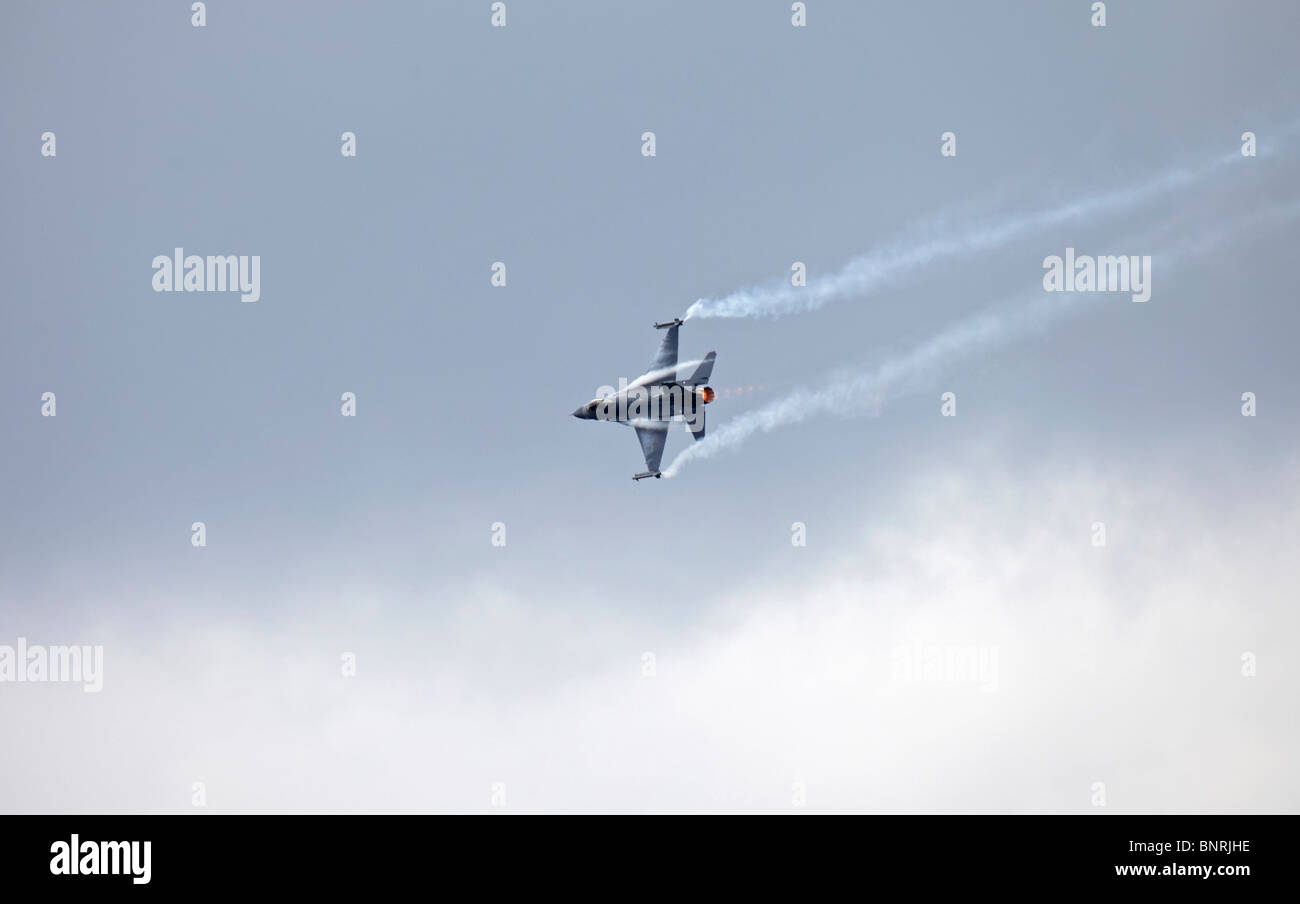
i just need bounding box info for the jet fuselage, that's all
[573,382,714,423]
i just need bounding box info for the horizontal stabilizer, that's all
[687,407,706,441]
[682,351,716,386]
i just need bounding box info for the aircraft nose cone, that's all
[573,405,590,419]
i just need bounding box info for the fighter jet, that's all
[572,318,716,480]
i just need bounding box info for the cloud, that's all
[2,454,1295,813]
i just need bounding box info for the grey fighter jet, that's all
[572,318,716,480]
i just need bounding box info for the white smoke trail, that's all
[584,359,705,401]
[682,145,1264,322]
[630,358,703,388]
[663,306,1021,476]
[664,199,1300,478]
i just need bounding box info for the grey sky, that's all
[2,1,1297,813]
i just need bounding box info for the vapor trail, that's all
[683,146,1256,322]
[632,358,704,388]
[664,200,1300,477]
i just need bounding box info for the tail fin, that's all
[687,406,706,441]
[682,351,716,386]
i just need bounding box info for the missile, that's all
[653,318,684,329]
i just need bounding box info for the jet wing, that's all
[633,422,669,474]
[642,323,679,385]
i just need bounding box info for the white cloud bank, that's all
[2,455,1296,813]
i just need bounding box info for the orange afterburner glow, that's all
[699,386,716,403]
